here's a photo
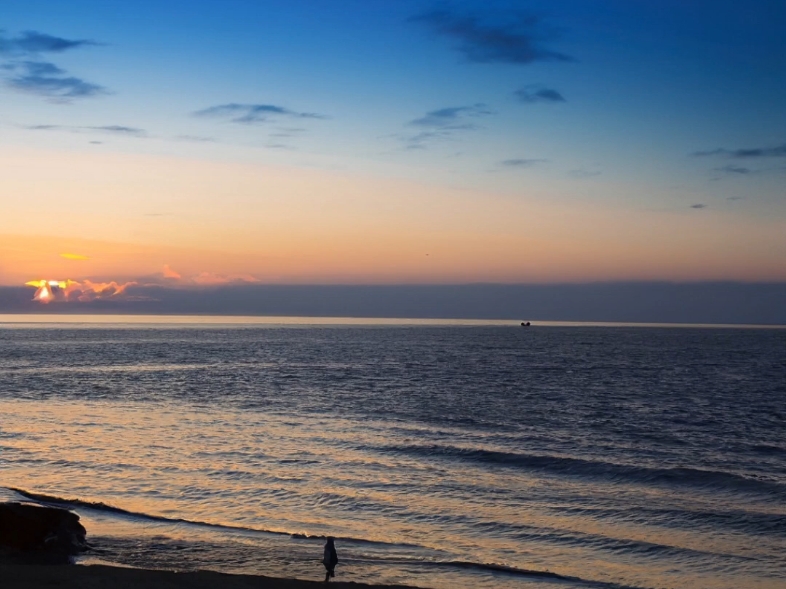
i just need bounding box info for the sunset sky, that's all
[1,0,785,291]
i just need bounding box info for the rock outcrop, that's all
[0,502,87,557]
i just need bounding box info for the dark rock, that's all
[0,502,87,556]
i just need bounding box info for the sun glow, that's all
[35,284,51,302]
[23,278,130,303]
[25,279,68,289]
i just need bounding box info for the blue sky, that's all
[1,0,785,286]
[3,0,785,193]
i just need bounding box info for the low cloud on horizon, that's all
[23,265,261,304]
[3,282,785,325]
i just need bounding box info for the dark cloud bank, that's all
[1,283,784,325]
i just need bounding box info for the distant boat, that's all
[520,321,531,327]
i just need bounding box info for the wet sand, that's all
[0,564,417,589]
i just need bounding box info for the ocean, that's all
[0,316,784,589]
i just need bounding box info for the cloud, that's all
[568,169,601,179]
[409,9,573,65]
[144,266,261,288]
[714,164,752,175]
[25,279,138,303]
[20,60,65,76]
[269,127,306,138]
[693,143,786,158]
[24,266,261,305]
[174,134,216,143]
[191,272,260,286]
[515,85,565,103]
[25,124,146,137]
[500,158,546,168]
[87,125,145,136]
[727,196,747,201]
[162,265,181,280]
[1,32,105,100]
[690,204,707,209]
[193,103,327,124]
[73,280,137,302]
[0,31,98,55]
[8,62,105,98]
[410,104,493,129]
[403,104,493,148]
[403,131,440,149]
[135,266,261,287]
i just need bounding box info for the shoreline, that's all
[0,563,419,589]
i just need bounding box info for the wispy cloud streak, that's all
[25,124,147,137]
[693,143,786,158]
[194,103,327,124]
[515,85,565,103]
[0,31,98,55]
[402,104,493,149]
[714,164,752,175]
[7,60,105,98]
[409,9,572,65]
[500,158,546,168]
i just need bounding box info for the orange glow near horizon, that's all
[1,148,785,286]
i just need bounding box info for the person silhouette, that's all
[323,537,338,582]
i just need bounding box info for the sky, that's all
[1,0,785,303]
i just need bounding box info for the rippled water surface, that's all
[1,318,784,589]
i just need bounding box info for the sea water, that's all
[0,317,784,589]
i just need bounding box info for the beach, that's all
[0,564,414,589]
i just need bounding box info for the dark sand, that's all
[0,564,417,589]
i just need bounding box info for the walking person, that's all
[323,537,338,582]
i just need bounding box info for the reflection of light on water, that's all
[3,313,785,328]
[2,397,784,589]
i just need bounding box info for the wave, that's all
[375,444,786,497]
[9,487,737,576]
[4,487,690,589]
[552,504,786,537]
[7,488,648,588]
[350,556,641,588]
[10,487,292,535]
[8,488,416,548]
